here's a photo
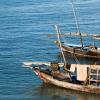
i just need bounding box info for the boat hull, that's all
[33,68,100,94]
[61,44,100,58]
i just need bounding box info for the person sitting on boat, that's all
[51,62,71,81]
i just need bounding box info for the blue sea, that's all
[0,0,100,100]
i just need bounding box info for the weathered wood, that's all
[89,66,100,86]
[55,42,100,58]
[90,79,100,82]
[23,62,100,69]
[33,68,100,94]
[93,35,100,40]
[47,32,100,37]
[90,73,100,76]
[23,61,100,94]
[23,62,64,67]
[90,65,100,70]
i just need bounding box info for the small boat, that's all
[55,40,100,58]
[93,35,100,40]
[23,61,100,94]
[53,0,100,59]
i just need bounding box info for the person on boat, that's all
[51,62,71,81]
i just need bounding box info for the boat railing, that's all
[89,65,100,86]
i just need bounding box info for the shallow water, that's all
[0,0,100,100]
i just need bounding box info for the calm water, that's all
[0,0,100,100]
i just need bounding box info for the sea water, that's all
[0,0,100,100]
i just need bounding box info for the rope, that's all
[73,54,80,64]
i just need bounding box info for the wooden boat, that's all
[53,0,100,59]
[23,25,100,95]
[93,35,100,40]
[55,40,100,58]
[23,26,100,94]
[23,61,100,94]
[54,23,100,59]
[23,1,100,94]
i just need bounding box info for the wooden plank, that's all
[90,79,100,82]
[34,68,100,94]
[90,74,100,76]
[23,61,64,67]
[23,62,100,68]
[90,65,100,70]
[47,32,100,37]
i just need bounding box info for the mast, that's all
[70,0,84,48]
[55,25,70,72]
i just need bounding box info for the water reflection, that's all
[29,83,100,100]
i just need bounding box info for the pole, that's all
[70,0,84,48]
[55,25,71,72]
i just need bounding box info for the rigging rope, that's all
[73,54,80,64]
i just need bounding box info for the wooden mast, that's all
[70,0,84,49]
[55,25,70,72]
